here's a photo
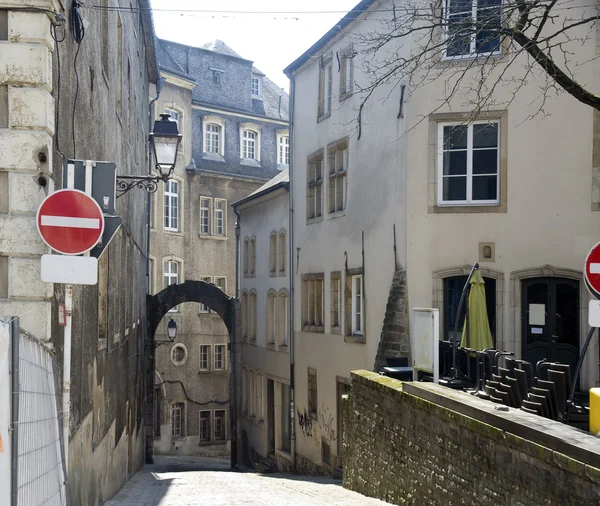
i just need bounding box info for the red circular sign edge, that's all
[584,241,600,298]
[36,189,105,256]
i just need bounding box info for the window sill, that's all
[243,413,264,428]
[240,158,261,167]
[344,335,365,344]
[339,91,353,102]
[278,271,286,277]
[432,203,505,214]
[203,152,225,162]
[269,271,277,277]
[163,229,184,236]
[328,210,345,220]
[440,50,503,64]
[277,164,289,171]
[198,369,211,374]
[302,325,324,334]
[278,344,289,352]
[266,342,276,350]
[331,326,341,335]
[249,338,257,345]
[98,338,107,351]
[198,234,228,241]
[306,216,323,225]
[317,111,331,123]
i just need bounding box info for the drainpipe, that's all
[232,208,241,468]
[287,75,296,470]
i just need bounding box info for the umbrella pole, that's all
[451,262,479,380]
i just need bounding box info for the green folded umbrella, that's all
[460,270,493,350]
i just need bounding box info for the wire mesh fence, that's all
[13,325,67,506]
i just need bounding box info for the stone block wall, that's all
[344,370,600,506]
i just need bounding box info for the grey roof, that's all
[284,0,377,76]
[190,158,280,182]
[201,39,244,59]
[232,168,289,208]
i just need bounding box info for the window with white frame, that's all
[241,291,248,340]
[242,129,258,160]
[164,260,179,312]
[171,402,184,437]
[278,231,286,275]
[199,276,212,313]
[438,121,499,205]
[200,411,211,442]
[328,140,348,214]
[302,274,324,331]
[251,76,262,97]
[243,238,249,278]
[164,108,180,127]
[215,276,226,295]
[200,197,211,235]
[277,290,289,347]
[307,152,323,221]
[164,180,179,231]
[330,273,341,331]
[199,344,210,371]
[269,233,277,276]
[318,57,333,118]
[214,344,226,371]
[205,123,221,154]
[267,291,276,345]
[214,410,226,440]
[214,199,226,236]
[278,134,289,166]
[351,275,364,335]
[445,0,502,58]
[339,45,354,97]
[249,238,256,276]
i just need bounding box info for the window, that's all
[165,108,180,127]
[241,291,248,339]
[212,70,222,85]
[328,140,348,214]
[199,276,212,313]
[438,121,499,205]
[308,368,317,418]
[171,344,187,366]
[214,410,226,440]
[302,274,324,331]
[171,402,184,437]
[307,151,323,221]
[445,0,502,58]
[267,291,276,345]
[331,273,341,331]
[249,238,256,276]
[280,384,291,452]
[255,373,263,420]
[249,370,255,416]
[318,57,333,118]
[251,76,261,97]
[249,292,257,340]
[164,261,179,312]
[242,367,249,413]
[269,233,277,276]
[278,135,289,166]
[444,275,496,345]
[200,198,211,235]
[205,123,221,154]
[215,276,226,294]
[339,45,354,97]
[243,238,249,278]
[200,411,211,442]
[278,231,286,275]
[164,180,179,231]
[242,129,258,160]
[214,344,226,370]
[277,291,289,347]
[351,275,364,335]
[199,345,210,371]
[214,199,226,236]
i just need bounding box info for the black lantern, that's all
[167,318,177,341]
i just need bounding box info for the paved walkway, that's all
[104,456,391,506]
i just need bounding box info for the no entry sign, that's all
[36,189,105,255]
[585,242,600,298]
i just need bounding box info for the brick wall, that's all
[344,370,600,506]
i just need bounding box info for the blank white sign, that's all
[41,254,98,285]
[411,308,439,384]
[589,300,600,327]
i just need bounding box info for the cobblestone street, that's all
[104,456,391,506]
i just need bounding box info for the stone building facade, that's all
[150,38,289,456]
[284,0,600,475]
[0,1,157,504]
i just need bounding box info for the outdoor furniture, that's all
[529,393,551,418]
[535,379,560,421]
[380,358,413,381]
[503,377,522,408]
[531,387,556,420]
[547,369,568,419]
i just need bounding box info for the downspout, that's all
[287,75,296,470]
[232,208,241,468]
[145,76,164,465]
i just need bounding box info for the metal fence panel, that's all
[13,323,67,506]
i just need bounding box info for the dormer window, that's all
[251,76,262,98]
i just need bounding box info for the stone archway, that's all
[145,280,237,467]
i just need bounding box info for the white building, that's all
[232,170,292,471]
[284,0,600,474]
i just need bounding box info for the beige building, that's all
[284,0,600,474]
[150,39,289,456]
[233,170,292,471]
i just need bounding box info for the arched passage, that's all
[146,280,237,467]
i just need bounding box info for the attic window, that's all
[210,67,224,86]
[252,76,262,98]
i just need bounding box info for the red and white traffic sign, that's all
[584,242,600,298]
[36,189,105,256]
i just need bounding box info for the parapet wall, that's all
[343,370,600,506]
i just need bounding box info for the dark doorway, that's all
[267,379,275,456]
[443,275,496,346]
[336,379,351,469]
[521,278,579,377]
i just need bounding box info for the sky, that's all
[150,0,360,91]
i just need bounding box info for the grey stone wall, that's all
[344,370,600,506]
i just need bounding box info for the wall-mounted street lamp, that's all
[153,317,178,348]
[116,113,182,198]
